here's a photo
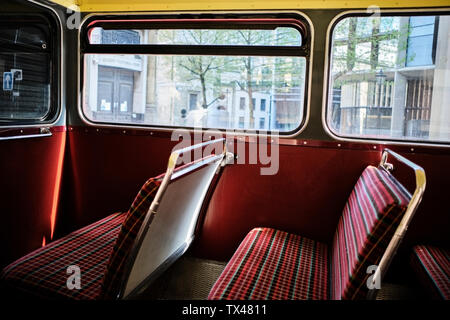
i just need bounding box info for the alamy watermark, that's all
[66,265,81,290]
[171,128,280,176]
[66,5,81,30]
[366,265,381,290]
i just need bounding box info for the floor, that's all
[138,256,422,300]
[139,256,226,300]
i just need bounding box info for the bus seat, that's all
[209,150,424,300]
[0,177,160,300]
[411,245,450,300]
[1,139,230,299]
[208,227,329,300]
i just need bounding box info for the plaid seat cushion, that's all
[0,212,125,300]
[330,165,411,300]
[208,228,329,300]
[101,177,161,299]
[411,245,450,300]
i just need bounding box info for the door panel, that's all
[94,66,133,122]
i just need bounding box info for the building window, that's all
[82,14,309,133]
[239,116,245,128]
[259,117,265,129]
[239,97,246,110]
[0,16,58,124]
[406,16,436,67]
[251,98,256,111]
[327,13,450,143]
[189,93,198,110]
[101,30,140,45]
[260,99,266,111]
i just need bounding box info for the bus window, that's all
[81,17,309,133]
[327,14,450,144]
[0,18,56,123]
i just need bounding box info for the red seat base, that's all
[411,245,450,300]
[208,228,329,300]
[0,212,125,300]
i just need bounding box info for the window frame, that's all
[0,12,60,127]
[78,12,313,136]
[323,9,450,147]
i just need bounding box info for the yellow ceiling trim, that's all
[49,0,450,12]
[48,0,81,10]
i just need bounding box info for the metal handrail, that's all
[152,138,226,217]
[0,127,52,141]
[367,148,426,299]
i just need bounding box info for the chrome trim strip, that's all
[321,8,450,148]
[367,148,426,299]
[76,10,314,139]
[0,127,52,141]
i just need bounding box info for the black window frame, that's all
[80,12,311,135]
[0,13,60,126]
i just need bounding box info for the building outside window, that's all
[328,14,450,143]
[260,98,266,111]
[239,116,245,128]
[259,117,265,129]
[83,19,308,132]
[239,97,246,110]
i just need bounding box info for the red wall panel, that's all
[61,128,450,263]
[0,128,65,268]
[195,145,450,261]
[59,128,177,232]
[193,144,382,260]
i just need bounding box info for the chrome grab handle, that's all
[153,138,227,211]
[367,148,426,299]
[0,127,52,141]
[167,138,226,175]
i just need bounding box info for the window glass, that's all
[328,14,450,143]
[90,27,302,46]
[261,99,266,111]
[0,25,51,121]
[84,53,306,131]
[83,24,308,132]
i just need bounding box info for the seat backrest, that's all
[330,165,411,300]
[101,139,229,299]
[100,177,162,299]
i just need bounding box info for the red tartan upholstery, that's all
[101,178,161,299]
[330,166,411,300]
[208,228,329,300]
[1,155,221,299]
[411,245,450,300]
[209,165,412,300]
[0,212,125,300]
[0,176,162,300]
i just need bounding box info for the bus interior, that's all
[0,0,449,303]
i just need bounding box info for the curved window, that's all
[0,16,57,124]
[81,14,310,133]
[327,13,450,143]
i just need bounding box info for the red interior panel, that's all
[58,128,178,232]
[59,128,450,263]
[0,127,65,268]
